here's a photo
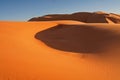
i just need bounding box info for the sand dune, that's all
[106,18,115,24]
[35,24,120,53]
[0,20,120,80]
[28,11,120,24]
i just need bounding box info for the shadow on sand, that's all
[35,24,120,53]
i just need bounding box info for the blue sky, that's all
[0,0,120,21]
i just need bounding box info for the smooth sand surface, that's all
[0,20,120,80]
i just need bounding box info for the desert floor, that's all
[0,20,120,80]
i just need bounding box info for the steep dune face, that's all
[0,21,120,80]
[28,11,120,23]
[35,24,120,53]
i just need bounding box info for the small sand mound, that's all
[35,24,120,53]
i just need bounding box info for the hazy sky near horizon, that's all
[0,0,120,21]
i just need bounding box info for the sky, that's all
[0,0,120,21]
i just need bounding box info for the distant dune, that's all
[28,11,120,24]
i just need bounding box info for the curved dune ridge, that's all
[44,20,85,24]
[0,21,120,80]
[35,24,120,53]
[29,11,120,24]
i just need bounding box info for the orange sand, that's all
[0,20,120,80]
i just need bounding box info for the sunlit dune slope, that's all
[28,11,120,24]
[0,21,120,80]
